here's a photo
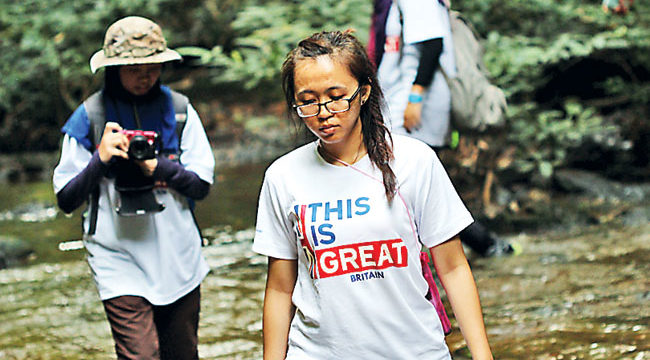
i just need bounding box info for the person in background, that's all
[602,0,634,14]
[369,0,519,257]
[253,30,493,359]
[52,16,214,359]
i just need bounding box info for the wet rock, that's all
[538,253,570,265]
[0,236,34,269]
[637,291,650,302]
[494,185,514,207]
[0,152,58,183]
[554,169,650,203]
[622,207,650,226]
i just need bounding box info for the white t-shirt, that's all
[253,135,472,359]
[377,0,456,147]
[53,104,214,305]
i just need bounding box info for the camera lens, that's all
[128,135,151,160]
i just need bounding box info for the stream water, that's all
[0,161,268,267]
[0,161,648,359]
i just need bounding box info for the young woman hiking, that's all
[53,16,214,359]
[252,30,493,359]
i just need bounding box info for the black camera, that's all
[122,130,159,160]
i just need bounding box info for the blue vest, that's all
[61,85,179,154]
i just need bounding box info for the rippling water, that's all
[0,162,648,359]
[1,223,648,359]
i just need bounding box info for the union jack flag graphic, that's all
[295,204,319,279]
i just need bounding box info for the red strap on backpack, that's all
[420,251,452,335]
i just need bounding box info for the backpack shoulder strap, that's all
[170,90,189,145]
[86,89,189,146]
[83,91,106,150]
[81,91,105,236]
[168,90,204,245]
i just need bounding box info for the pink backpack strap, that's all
[420,251,452,335]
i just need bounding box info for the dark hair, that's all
[281,30,396,201]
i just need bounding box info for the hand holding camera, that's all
[98,122,129,163]
[98,123,160,176]
[122,129,159,161]
[122,129,159,176]
[99,123,164,216]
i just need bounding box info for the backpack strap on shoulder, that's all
[170,90,189,148]
[86,187,100,236]
[83,91,107,150]
[82,91,106,236]
[169,90,204,245]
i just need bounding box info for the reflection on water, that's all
[0,204,57,222]
[0,161,272,266]
[195,161,269,232]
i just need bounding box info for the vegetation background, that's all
[1,3,648,358]
[1,0,648,192]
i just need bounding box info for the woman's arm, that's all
[55,122,127,213]
[56,151,107,213]
[148,157,211,199]
[430,237,493,360]
[263,257,298,360]
[403,37,443,132]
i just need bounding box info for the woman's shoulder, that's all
[264,141,317,178]
[390,134,441,176]
[391,134,435,159]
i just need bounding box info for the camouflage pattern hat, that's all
[89,16,182,73]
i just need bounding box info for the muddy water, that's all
[0,221,648,359]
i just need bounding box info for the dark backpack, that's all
[82,90,189,235]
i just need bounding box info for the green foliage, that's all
[0,0,246,152]
[483,24,650,96]
[178,0,649,180]
[453,0,650,179]
[509,100,615,178]
[1,0,648,184]
[177,0,371,91]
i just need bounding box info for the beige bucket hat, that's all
[89,16,182,73]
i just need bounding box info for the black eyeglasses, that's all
[293,86,362,118]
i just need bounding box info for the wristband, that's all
[408,93,423,104]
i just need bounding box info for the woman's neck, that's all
[318,136,367,166]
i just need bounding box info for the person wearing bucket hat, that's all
[89,16,182,73]
[53,16,214,359]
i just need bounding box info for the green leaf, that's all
[539,161,554,178]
